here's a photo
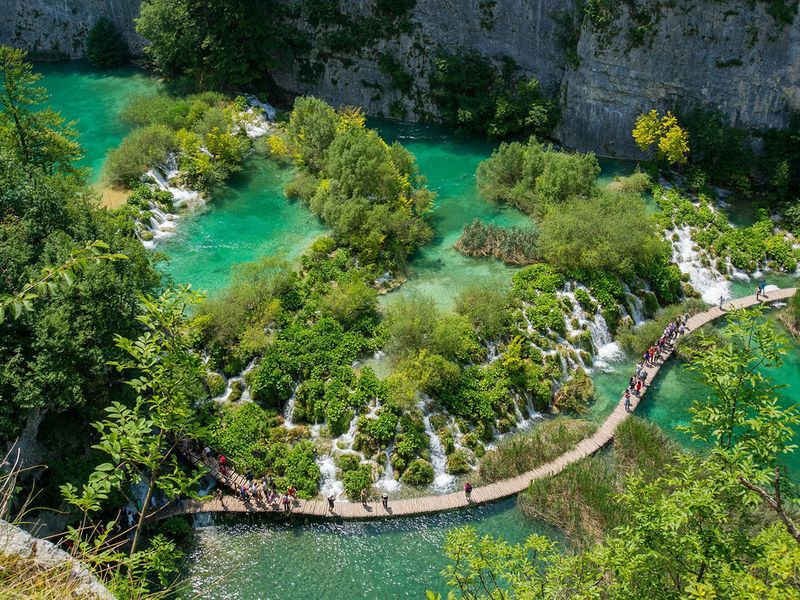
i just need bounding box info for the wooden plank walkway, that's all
[158,288,797,522]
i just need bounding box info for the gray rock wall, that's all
[2,0,798,157]
[1,0,142,59]
[558,1,800,156]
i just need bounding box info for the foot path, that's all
[158,288,796,521]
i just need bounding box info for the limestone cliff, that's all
[2,0,798,158]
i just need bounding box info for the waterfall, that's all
[283,385,298,428]
[375,443,401,493]
[671,226,731,304]
[560,285,622,372]
[192,513,214,528]
[315,414,360,502]
[215,359,256,403]
[419,400,454,491]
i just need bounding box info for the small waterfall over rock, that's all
[375,443,401,493]
[671,226,731,304]
[283,385,298,428]
[215,359,257,403]
[419,399,455,491]
[560,284,622,372]
[316,414,360,501]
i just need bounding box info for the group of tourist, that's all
[623,311,691,412]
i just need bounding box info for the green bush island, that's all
[401,458,434,486]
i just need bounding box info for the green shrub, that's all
[85,17,128,68]
[343,464,373,499]
[552,368,594,414]
[207,402,272,474]
[105,124,176,187]
[446,449,472,474]
[402,458,434,486]
[157,517,194,547]
[206,372,226,397]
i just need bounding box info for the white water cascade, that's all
[561,284,622,372]
[214,359,257,403]
[283,385,299,428]
[316,414,360,501]
[671,226,731,304]
[375,443,401,493]
[419,399,455,491]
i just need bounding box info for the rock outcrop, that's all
[0,519,114,599]
[2,0,799,158]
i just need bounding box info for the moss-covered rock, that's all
[401,458,434,486]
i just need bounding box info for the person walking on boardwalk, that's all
[328,495,335,512]
[382,493,389,509]
[759,279,768,298]
[635,378,643,397]
[755,285,761,301]
[360,488,368,506]
[624,389,632,412]
[464,481,473,500]
[282,494,291,513]
[288,485,297,500]
[719,295,725,310]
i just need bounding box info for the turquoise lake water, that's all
[37,62,800,600]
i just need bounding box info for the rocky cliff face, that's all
[3,0,799,158]
[1,0,142,59]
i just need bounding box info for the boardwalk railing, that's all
[161,288,796,521]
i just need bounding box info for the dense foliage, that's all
[85,17,129,68]
[136,0,279,90]
[428,51,558,138]
[476,137,599,216]
[0,48,161,438]
[107,92,253,189]
[270,97,434,269]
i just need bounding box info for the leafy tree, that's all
[537,190,668,276]
[633,109,690,165]
[85,17,129,68]
[476,137,599,215]
[136,0,279,90]
[286,96,339,173]
[63,286,206,556]
[686,307,800,542]
[0,46,81,173]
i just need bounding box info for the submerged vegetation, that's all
[454,218,538,265]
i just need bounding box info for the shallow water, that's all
[184,498,561,600]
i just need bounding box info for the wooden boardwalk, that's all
[160,288,797,522]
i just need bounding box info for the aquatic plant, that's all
[454,218,539,265]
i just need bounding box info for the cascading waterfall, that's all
[375,443,401,493]
[560,285,621,371]
[138,97,275,249]
[215,359,257,403]
[671,226,731,304]
[283,385,298,428]
[316,414,360,501]
[419,399,455,491]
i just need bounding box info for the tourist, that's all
[759,279,768,298]
[382,493,389,509]
[628,376,636,389]
[239,485,248,502]
[635,379,643,397]
[215,488,223,500]
[624,389,632,412]
[755,285,761,301]
[203,446,212,459]
[288,485,297,500]
[643,350,651,367]
[246,471,254,483]
[328,495,335,511]
[360,488,368,505]
[719,295,725,310]
[464,481,473,500]
[683,312,690,326]
[282,494,291,513]
[638,369,647,384]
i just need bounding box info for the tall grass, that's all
[477,418,596,483]
[518,417,682,546]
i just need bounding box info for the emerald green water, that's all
[185,498,560,599]
[640,315,800,466]
[159,160,326,291]
[36,62,160,183]
[39,63,800,600]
